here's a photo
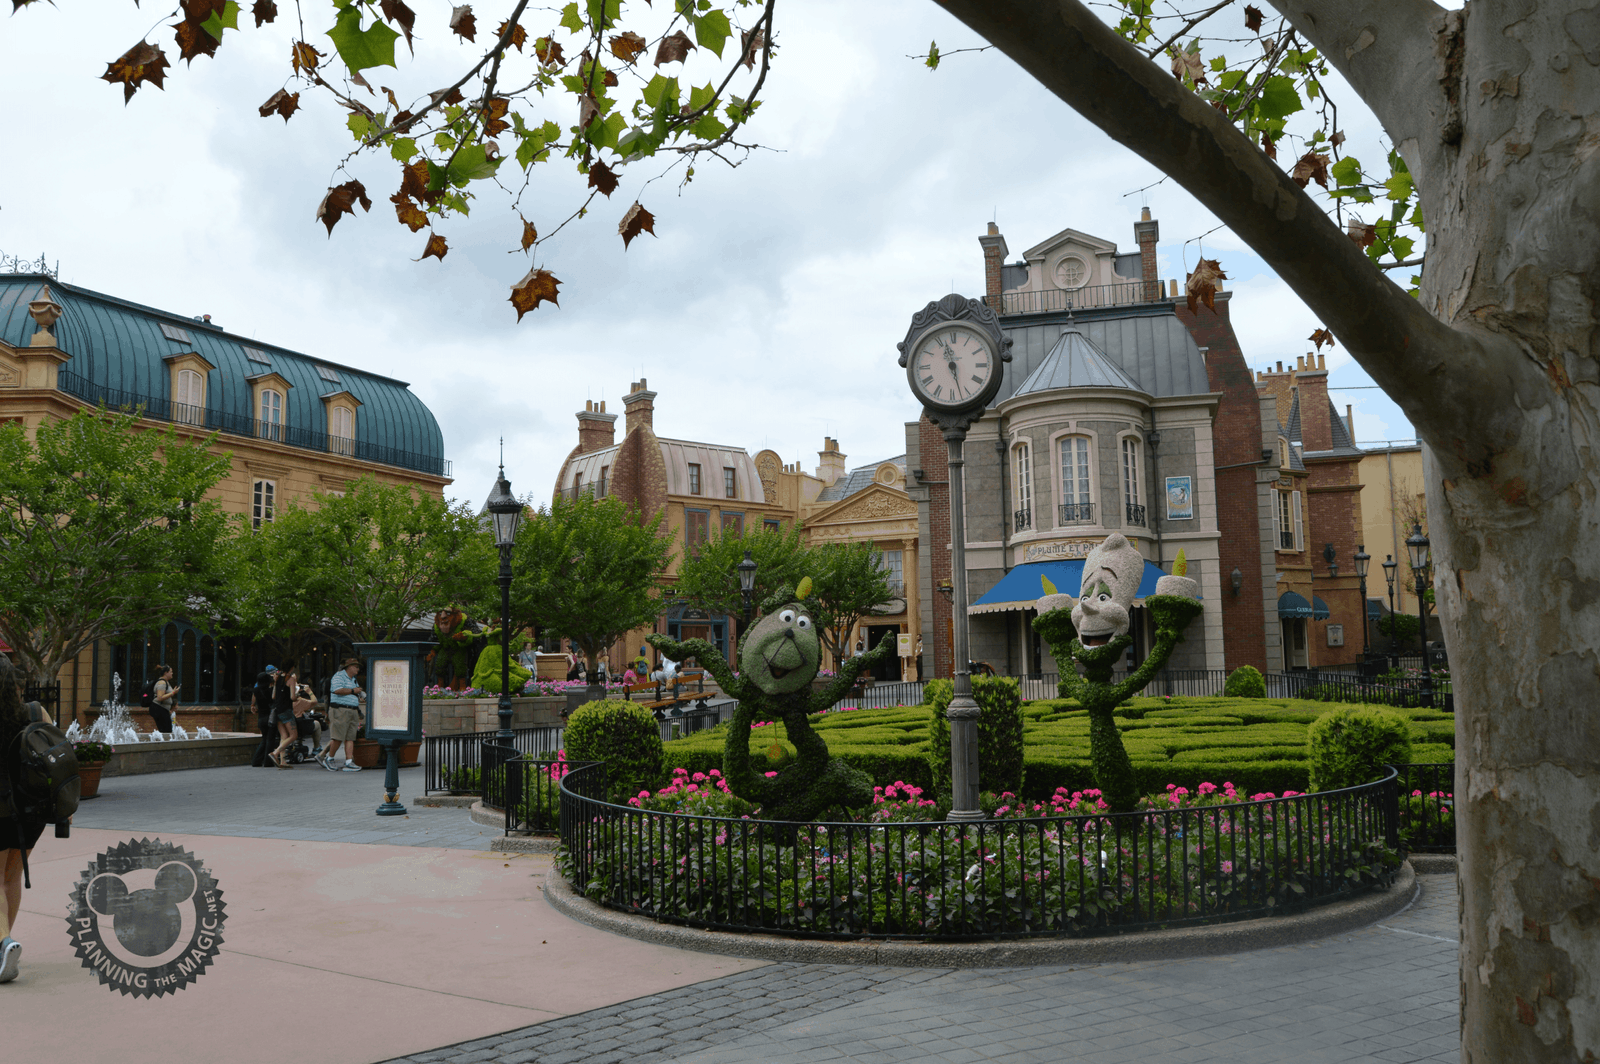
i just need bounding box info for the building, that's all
[1357,441,1432,635]
[0,273,452,715]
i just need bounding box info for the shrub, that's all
[564,699,664,801]
[1307,706,1413,791]
[1377,612,1421,643]
[1223,665,1266,698]
[470,644,532,694]
[927,675,1026,798]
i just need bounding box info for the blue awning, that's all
[969,559,1177,615]
[1278,591,1313,618]
[1311,595,1331,620]
[1367,598,1384,619]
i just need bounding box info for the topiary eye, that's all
[779,610,795,623]
[796,616,811,629]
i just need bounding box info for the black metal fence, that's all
[831,681,928,710]
[422,725,565,795]
[1394,763,1455,853]
[23,681,60,717]
[558,762,1400,940]
[501,756,603,834]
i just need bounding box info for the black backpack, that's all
[2,703,78,885]
[139,679,156,709]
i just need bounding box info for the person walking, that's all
[322,659,364,772]
[0,657,49,984]
[250,664,278,767]
[148,664,179,736]
[269,665,298,769]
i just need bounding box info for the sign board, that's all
[1326,624,1345,647]
[352,641,432,743]
[897,633,913,655]
[1022,539,1102,563]
[1165,476,1194,521]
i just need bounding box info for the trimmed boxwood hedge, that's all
[660,694,1454,799]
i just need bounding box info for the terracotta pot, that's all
[399,740,421,767]
[78,761,106,800]
[351,739,384,769]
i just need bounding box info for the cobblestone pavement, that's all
[73,763,498,849]
[386,874,1459,1064]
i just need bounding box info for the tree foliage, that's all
[805,541,895,669]
[0,410,235,682]
[670,520,806,627]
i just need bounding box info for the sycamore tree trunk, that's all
[931,2,1599,1059]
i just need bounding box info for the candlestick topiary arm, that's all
[645,634,749,700]
[1031,606,1087,701]
[1107,594,1205,704]
[808,631,897,712]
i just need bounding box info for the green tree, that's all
[509,492,673,674]
[227,501,336,660]
[670,521,806,632]
[0,410,235,682]
[805,541,894,670]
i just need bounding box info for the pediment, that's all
[809,483,916,526]
[1023,226,1117,261]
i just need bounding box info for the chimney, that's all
[1134,207,1160,301]
[576,398,617,453]
[1294,355,1333,451]
[1346,404,1355,441]
[816,436,848,485]
[979,222,1008,313]
[623,378,656,436]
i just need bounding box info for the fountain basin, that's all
[99,733,260,777]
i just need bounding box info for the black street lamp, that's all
[1353,545,1371,659]
[1381,554,1398,668]
[1405,523,1435,707]
[738,549,758,626]
[485,461,524,755]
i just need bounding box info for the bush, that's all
[1377,612,1421,643]
[926,676,1026,798]
[563,699,664,801]
[1223,665,1266,698]
[1307,706,1413,791]
[470,644,532,694]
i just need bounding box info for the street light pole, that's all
[1405,524,1435,708]
[1381,554,1398,670]
[1353,546,1371,660]
[485,459,525,797]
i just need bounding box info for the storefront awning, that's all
[1278,591,1313,618]
[1311,595,1331,621]
[1367,598,1384,619]
[968,559,1175,616]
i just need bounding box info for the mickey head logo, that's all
[86,861,198,968]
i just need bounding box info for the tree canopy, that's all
[670,520,806,627]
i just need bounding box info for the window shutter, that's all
[1292,490,1303,552]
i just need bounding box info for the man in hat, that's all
[250,664,278,767]
[322,659,365,772]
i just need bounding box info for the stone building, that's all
[0,274,453,715]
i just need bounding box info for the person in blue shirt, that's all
[322,660,365,772]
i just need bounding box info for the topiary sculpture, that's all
[563,698,664,802]
[1223,664,1267,698]
[1031,535,1203,812]
[647,578,894,822]
[470,643,532,694]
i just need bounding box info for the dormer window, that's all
[259,388,284,441]
[688,463,702,495]
[175,369,204,425]
[329,405,354,455]
[159,323,192,343]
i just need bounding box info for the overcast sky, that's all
[0,2,1417,507]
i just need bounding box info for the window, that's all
[243,346,271,366]
[685,509,710,553]
[598,466,609,497]
[1122,437,1144,526]
[317,365,341,383]
[159,323,192,343]
[721,512,743,536]
[1013,442,1032,531]
[1279,438,1289,468]
[724,467,737,498]
[764,518,781,533]
[1292,489,1303,551]
[878,549,905,594]
[574,472,583,496]
[1059,436,1093,524]
[687,463,702,495]
[258,388,283,441]
[174,368,204,425]
[329,405,354,455]
[1277,490,1295,550]
[252,480,275,530]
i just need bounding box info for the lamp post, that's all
[738,550,757,627]
[1353,546,1371,659]
[1382,554,1398,669]
[1405,523,1435,707]
[485,460,524,762]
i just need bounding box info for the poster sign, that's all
[897,633,913,655]
[370,660,410,732]
[352,641,431,742]
[1165,476,1194,521]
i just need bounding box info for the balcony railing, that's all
[1013,508,1032,532]
[1125,502,1146,527]
[985,280,1164,317]
[57,371,451,478]
[554,484,597,502]
[1059,501,1094,525]
[1280,531,1296,550]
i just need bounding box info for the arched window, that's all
[252,479,275,530]
[1012,442,1032,531]
[329,405,354,455]
[1059,436,1093,524]
[174,369,204,425]
[259,389,284,441]
[1121,437,1144,526]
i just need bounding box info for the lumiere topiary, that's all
[647,577,894,822]
[1031,534,1204,812]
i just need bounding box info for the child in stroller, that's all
[284,681,328,765]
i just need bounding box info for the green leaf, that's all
[448,144,503,183]
[615,127,650,157]
[586,0,620,29]
[1408,202,1425,232]
[642,74,678,111]
[390,136,417,162]
[433,131,456,151]
[1330,155,1362,186]
[595,111,626,150]
[1388,235,1415,261]
[560,2,584,34]
[201,1,240,40]
[1384,171,1414,202]
[694,9,731,57]
[689,111,726,141]
[687,81,717,114]
[1254,76,1302,121]
[326,4,400,72]
[347,112,371,140]
[926,40,940,70]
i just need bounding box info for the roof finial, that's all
[498,436,504,472]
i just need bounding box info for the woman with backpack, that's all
[147,664,179,736]
[268,664,299,769]
[0,658,48,984]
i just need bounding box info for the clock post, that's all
[898,294,1012,822]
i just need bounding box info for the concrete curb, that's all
[1409,853,1457,875]
[468,800,502,827]
[412,794,477,808]
[543,861,1419,968]
[491,835,560,853]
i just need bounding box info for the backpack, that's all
[139,679,157,709]
[2,703,78,886]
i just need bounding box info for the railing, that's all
[1126,503,1147,527]
[1393,763,1455,854]
[831,680,927,710]
[1013,508,1032,532]
[502,756,603,834]
[22,681,61,716]
[554,484,597,502]
[56,370,451,478]
[1280,531,1296,549]
[422,724,565,794]
[558,762,1400,940]
[984,281,1161,317]
[1265,669,1445,709]
[1059,502,1095,525]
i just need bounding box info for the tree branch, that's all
[927,0,1528,442]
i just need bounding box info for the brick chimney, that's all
[1294,353,1333,451]
[979,222,1008,312]
[623,378,656,436]
[576,398,617,454]
[1134,207,1160,301]
[816,436,847,485]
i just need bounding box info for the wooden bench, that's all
[635,669,714,719]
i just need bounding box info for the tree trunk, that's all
[927,3,1599,1058]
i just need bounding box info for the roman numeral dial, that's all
[908,322,998,411]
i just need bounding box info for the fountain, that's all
[68,673,298,775]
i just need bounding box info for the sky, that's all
[0,2,1418,507]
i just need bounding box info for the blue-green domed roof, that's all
[0,276,448,478]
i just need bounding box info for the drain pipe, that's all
[1146,413,1164,570]
[996,424,1013,673]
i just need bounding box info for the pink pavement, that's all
[4,827,765,1063]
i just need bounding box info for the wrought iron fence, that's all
[1059,502,1094,525]
[57,370,452,478]
[1125,503,1147,527]
[1394,763,1455,853]
[984,281,1160,317]
[422,724,565,795]
[1013,508,1032,532]
[501,756,603,834]
[22,681,61,716]
[831,681,928,710]
[1266,669,1442,708]
[558,762,1400,940]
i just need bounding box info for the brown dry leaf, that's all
[420,233,449,261]
[497,20,528,52]
[292,40,322,74]
[429,86,465,106]
[1244,5,1263,32]
[519,218,538,251]
[381,85,400,111]
[1291,151,1331,189]
[1169,46,1206,86]
[655,29,695,66]
[1185,258,1228,314]
[609,31,647,64]
[535,36,565,66]
[101,41,171,104]
[1308,328,1336,352]
[391,193,429,232]
[181,0,228,19]
[392,108,414,130]
[482,96,510,137]
[399,159,434,203]
[577,93,599,130]
[1260,131,1277,160]
[602,68,619,87]
[316,180,371,236]
[252,0,278,27]
[174,18,221,64]
[380,0,416,52]
[1330,129,1346,148]
[449,4,476,43]
[587,159,619,198]
[740,27,764,71]
[258,88,300,122]
[509,267,561,320]
[619,202,655,249]
[1345,219,1376,248]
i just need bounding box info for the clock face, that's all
[910,323,996,410]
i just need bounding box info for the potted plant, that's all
[72,739,115,799]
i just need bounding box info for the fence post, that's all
[1382,765,1400,851]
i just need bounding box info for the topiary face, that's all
[738,603,820,694]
